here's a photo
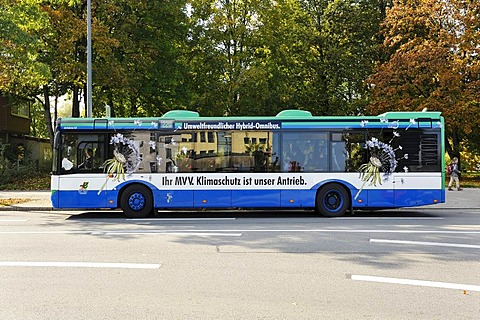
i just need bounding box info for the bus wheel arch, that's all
[315,182,351,217]
[119,183,153,218]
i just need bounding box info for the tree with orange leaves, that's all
[367,0,480,163]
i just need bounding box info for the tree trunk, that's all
[445,130,462,169]
[54,82,59,122]
[108,94,115,117]
[72,85,80,117]
[42,86,55,149]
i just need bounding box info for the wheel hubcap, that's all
[129,192,145,211]
[324,191,343,212]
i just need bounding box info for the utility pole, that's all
[86,0,92,118]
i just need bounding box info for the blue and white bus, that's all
[51,109,445,217]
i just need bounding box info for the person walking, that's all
[447,157,462,191]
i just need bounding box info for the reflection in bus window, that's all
[328,132,367,173]
[331,141,347,172]
[61,134,77,171]
[156,131,277,173]
[282,132,329,172]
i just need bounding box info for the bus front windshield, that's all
[58,133,106,173]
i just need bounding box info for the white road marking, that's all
[370,239,480,249]
[151,229,480,234]
[0,261,160,269]
[0,231,93,234]
[127,218,236,221]
[107,229,480,234]
[351,275,480,292]
[333,217,443,220]
[1,229,480,235]
[105,232,242,236]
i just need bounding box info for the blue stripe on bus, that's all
[394,188,444,207]
[52,188,444,210]
[52,190,108,208]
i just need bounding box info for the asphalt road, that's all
[1,207,480,319]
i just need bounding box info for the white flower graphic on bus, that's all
[355,120,410,199]
[98,133,141,194]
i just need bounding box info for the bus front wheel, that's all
[120,184,153,218]
[316,183,350,217]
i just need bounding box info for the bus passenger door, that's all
[57,133,107,208]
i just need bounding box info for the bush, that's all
[0,159,50,190]
[446,172,480,188]
[0,142,50,190]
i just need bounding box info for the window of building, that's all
[10,100,30,118]
[207,132,215,143]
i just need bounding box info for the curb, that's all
[1,206,478,212]
[0,206,53,211]
[0,206,123,212]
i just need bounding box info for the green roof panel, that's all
[162,110,200,119]
[276,110,313,118]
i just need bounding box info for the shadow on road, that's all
[66,208,440,220]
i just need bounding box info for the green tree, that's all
[253,0,318,115]
[2,0,190,145]
[186,0,387,116]
[0,0,55,144]
[0,0,51,95]
[93,0,189,117]
[2,0,392,141]
[30,101,50,138]
[318,0,387,115]
[186,0,267,116]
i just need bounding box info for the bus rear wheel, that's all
[120,184,153,218]
[316,183,350,217]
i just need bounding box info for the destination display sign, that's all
[173,121,282,131]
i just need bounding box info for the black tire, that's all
[315,183,350,217]
[120,184,153,218]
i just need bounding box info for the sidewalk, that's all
[0,189,479,211]
[0,190,52,211]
